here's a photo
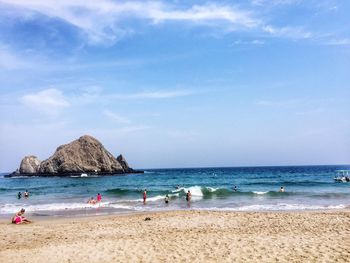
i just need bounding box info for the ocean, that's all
[1,165,349,217]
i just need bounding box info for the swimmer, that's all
[186,190,191,202]
[24,190,29,198]
[17,192,22,199]
[279,186,285,192]
[165,194,169,204]
[87,197,97,204]
[233,186,237,192]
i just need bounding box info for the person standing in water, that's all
[165,194,169,204]
[24,190,29,198]
[143,189,147,204]
[279,186,285,192]
[186,190,191,202]
[96,193,102,202]
[17,192,22,199]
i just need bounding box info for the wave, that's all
[106,186,305,200]
[0,201,134,214]
[309,193,350,199]
[172,186,205,197]
[195,204,347,212]
[0,182,92,192]
[121,193,180,203]
[105,188,141,195]
[105,188,169,196]
[172,186,297,198]
[252,191,268,195]
[245,181,332,186]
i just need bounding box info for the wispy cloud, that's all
[262,25,312,39]
[103,109,131,125]
[232,39,265,45]
[1,0,330,46]
[0,0,258,44]
[19,88,70,115]
[109,90,195,99]
[325,38,350,46]
[17,88,194,114]
[252,0,301,6]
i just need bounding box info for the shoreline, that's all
[1,206,349,222]
[1,210,349,262]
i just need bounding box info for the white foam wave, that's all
[172,186,204,197]
[107,204,135,210]
[206,187,219,192]
[195,204,347,212]
[130,193,180,203]
[253,191,268,195]
[0,201,134,214]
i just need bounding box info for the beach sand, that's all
[1,210,349,262]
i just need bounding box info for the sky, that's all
[0,0,349,171]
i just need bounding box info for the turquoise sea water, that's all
[1,165,349,217]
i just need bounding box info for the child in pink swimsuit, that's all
[12,208,31,224]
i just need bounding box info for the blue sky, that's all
[0,0,349,171]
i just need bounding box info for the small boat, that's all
[334,170,350,182]
[80,173,88,177]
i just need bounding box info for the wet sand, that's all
[1,210,349,262]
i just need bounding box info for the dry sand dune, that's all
[1,210,349,262]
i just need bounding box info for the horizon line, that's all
[1,163,349,174]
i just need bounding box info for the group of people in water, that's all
[87,193,102,204]
[11,185,285,224]
[142,188,192,205]
[85,185,284,207]
[17,190,29,199]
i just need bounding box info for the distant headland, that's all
[5,135,143,177]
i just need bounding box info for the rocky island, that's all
[6,135,143,177]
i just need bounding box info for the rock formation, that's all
[116,154,133,173]
[19,156,41,174]
[8,135,142,177]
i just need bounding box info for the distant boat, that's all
[81,173,88,177]
[334,170,350,182]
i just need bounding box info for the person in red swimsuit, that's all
[96,193,102,202]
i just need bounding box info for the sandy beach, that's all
[1,210,349,263]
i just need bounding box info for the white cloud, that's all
[1,0,326,45]
[103,109,131,125]
[0,0,258,44]
[71,88,195,103]
[19,88,70,114]
[262,25,312,39]
[17,88,193,116]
